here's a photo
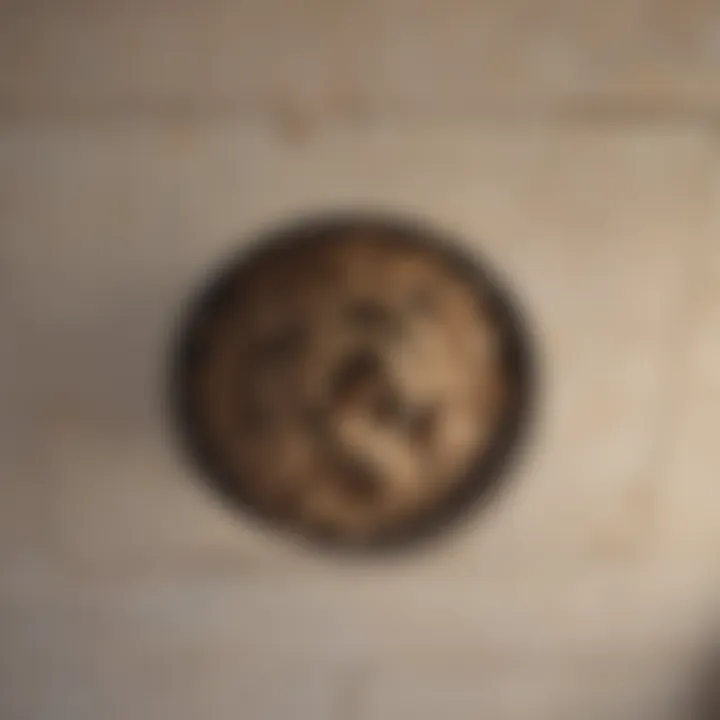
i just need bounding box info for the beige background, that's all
[2,1,720,718]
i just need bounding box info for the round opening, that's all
[170,213,535,553]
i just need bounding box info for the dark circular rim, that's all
[169,212,536,555]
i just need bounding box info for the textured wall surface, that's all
[2,2,720,718]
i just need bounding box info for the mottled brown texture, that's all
[189,227,509,542]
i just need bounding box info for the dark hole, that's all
[253,324,307,366]
[372,384,404,424]
[330,349,383,404]
[337,455,383,501]
[408,405,438,446]
[344,301,398,333]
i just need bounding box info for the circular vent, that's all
[171,214,534,552]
